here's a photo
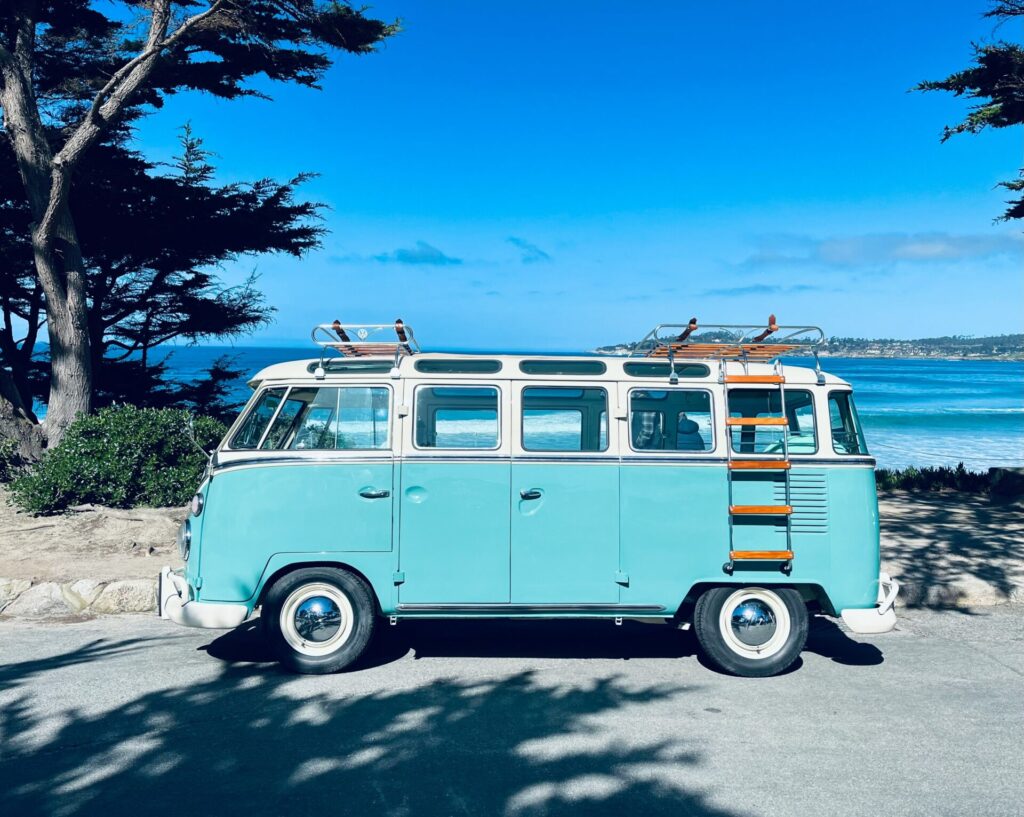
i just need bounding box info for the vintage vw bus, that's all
[159,318,899,678]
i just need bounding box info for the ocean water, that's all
[152,347,1024,471]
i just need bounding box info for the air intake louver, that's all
[775,472,828,534]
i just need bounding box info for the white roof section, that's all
[247,352,850,389]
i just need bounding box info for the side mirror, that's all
[185,413,215,466]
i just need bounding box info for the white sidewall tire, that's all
[278,582,355,657]
[717,587,792,660]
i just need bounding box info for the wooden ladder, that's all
[723,361,793,575]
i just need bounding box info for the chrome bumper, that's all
[158,566,248,629]
[840,572,899,634]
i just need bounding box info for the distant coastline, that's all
[594,333,1024,361]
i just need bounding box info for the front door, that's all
[511,384,620,604]
[398,383,511,604]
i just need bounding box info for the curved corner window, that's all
[414,359,503,374]
[230,388,286,449]
[828,391,868,455]
[623,362,710,379]
[519,359,607,376]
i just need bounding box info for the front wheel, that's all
[263,567,377,674]
[693,586,808,677]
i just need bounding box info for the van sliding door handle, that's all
[520,489,542,500]
[359,488,391,499]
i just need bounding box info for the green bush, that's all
[0,437,21,482]
[875,462,990,494]
[11,405,226,514]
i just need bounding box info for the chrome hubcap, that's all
[718,588,791,659]
[294,596,342,643]
[730,600,777,647]
[279,583,355,657]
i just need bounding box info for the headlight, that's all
[191,492,204,516]
[177,519,192,561]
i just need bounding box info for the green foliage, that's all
[10,406,225,514]
[916,1,1024,221]
[0,437,21,482]
[875,463,991,494]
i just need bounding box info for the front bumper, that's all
[158,566,248,629]
[840,571,899,634]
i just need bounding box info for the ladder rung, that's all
[729,460,791,470]
[724,375,785,384]
[726,417,788,427]
[730,504,793,515]
[730,550,794,561]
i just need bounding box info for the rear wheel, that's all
[263,567,377,674]
[693,586,808,677]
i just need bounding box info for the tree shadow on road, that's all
[880,491,1024,609]
[1,632,742,817]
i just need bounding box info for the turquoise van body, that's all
[163,351,893,636]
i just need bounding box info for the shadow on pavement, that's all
[1,634,743,817]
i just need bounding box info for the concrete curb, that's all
[0,577,156,619]
[1,571,1022,621]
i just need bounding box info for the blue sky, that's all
[136,0,1023,350]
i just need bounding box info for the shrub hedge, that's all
[874,463,990,494]
[10,405,225,514]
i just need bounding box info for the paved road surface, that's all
[1,607,1022,817]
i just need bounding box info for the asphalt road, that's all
[1,607,1022,817]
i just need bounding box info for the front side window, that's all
[416,386,499,449]
[828,391,868,455]
[230,388,286,449]
[247,386,390,451]
[521,387,608,452]
[629,389,713,452]
[729,389,817,454]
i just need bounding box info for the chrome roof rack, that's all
[630,315,825,362]
[311,319,419,379]
[311,319,420,358]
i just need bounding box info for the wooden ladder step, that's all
[730,504,793,515]
[724,374,785,384]
[726,416,788,427]
[730,550,795,561]
[729,460,791,470]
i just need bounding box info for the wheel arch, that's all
[255,560,383,615]
[674,581,835,622]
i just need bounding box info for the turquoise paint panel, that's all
[199,461,394,602]
[252,551,400,616]
[399,461,510,603]
[511,463,619,603]
[619,464,729,609]
[826,467,880,610]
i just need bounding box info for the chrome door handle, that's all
[520,489,542,500]
[359,488,390,499]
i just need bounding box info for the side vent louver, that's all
[775,472,828,534]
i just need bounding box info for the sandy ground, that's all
[1,487,1022,605]
[0,487,185,582]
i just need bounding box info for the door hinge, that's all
[393,571,405,585]
[194,576,203,589]
[397,405,410,417]
[614,571,629,586]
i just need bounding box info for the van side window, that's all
[828,391,868,455]
[415,386,499,449]
[728,389,816,454]
[629,389,713,452]
[521,387,608,452]
[258,387,390,450]
[231,388,286,449]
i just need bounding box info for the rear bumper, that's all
[158,566,248,629]
[840,572,899,634]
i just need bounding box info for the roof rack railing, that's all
[311,319,420,358]
[311,319,419,379]
[630,314,824,365]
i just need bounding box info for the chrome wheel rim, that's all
[280,583,354,657]
[718,588,791,659]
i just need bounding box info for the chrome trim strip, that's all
[396,603,665,612]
